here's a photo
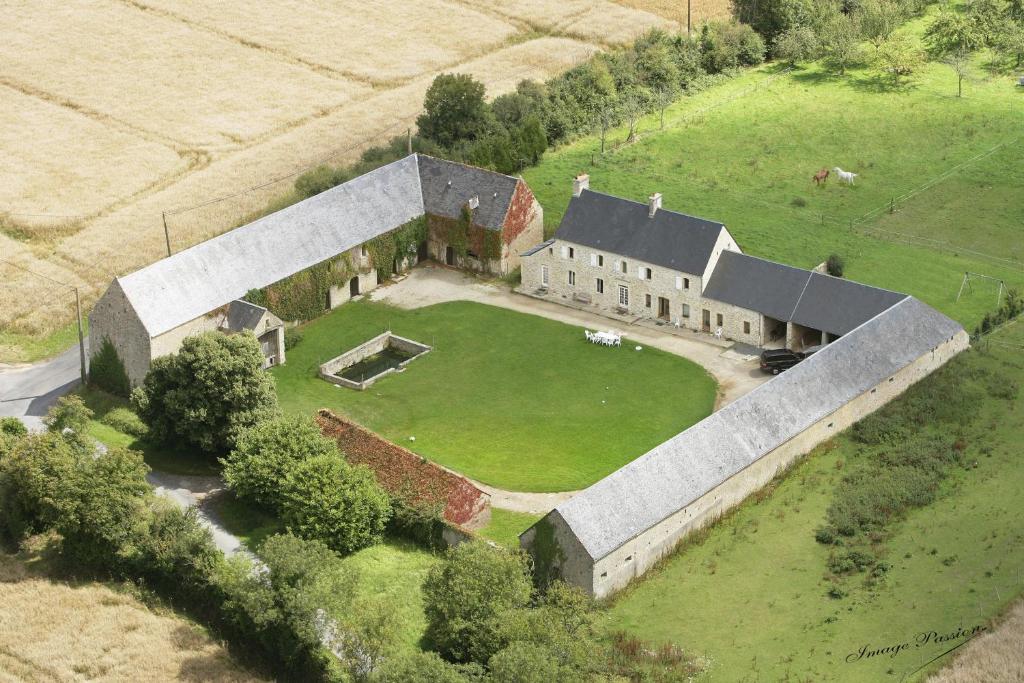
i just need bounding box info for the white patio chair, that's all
[585,330,593,343]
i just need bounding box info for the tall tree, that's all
[417,74,491,148]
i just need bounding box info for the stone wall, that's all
[501,182,544,275]
[87,280,152,387]
[318,332,430,390]
[583,329,969,598]
[316,410,491,529]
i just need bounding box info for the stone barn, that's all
[89,154,543,387]
[520,297,968,598]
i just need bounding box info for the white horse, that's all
[833,167,858,185]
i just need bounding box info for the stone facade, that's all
[523,329,970,599]
[87,280,151,388]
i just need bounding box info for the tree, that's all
[943,49,972,97]
[994,19,1024,66]
[417,74,491,148]
[821,13,865,76]
[222,415,340,510]
[875,34,925,86]
[857,0,903,47]
[422,541,533,664]
[586,59,618,153]
[88,337,131,397]
[924,9,983,57]
[826,253,845,278]
[731,0,817,44]
[634,37,680,128]
[619,87,649,143]
[513,115,548,166]
[772,25,819,65]
[371,651,480,682]
[43,394,92,449]
[279,454,391,554]
[131,332,279,455]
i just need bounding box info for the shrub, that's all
[0,432,78,542]
[422,541,533,664]
[283,326,304,350]
[0,417,27,438]
[101,406,148,439]
[371,651,480,682]
[132,332,279,455]
[88,337,131,397]
[791,196,808,207]
[280,454,392,554]
[826,253,845,277]
[294,164,354,200]
[222,415,340,510]
[42,394,93,449]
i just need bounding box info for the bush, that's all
[826,253,845,277]
[280,454,392,554]
[101,407,148,439]
[0,417,27,438]
[132,332,279,455]
[222,415,340,510]
[88,337,131,397]
[422,541,533,664]
[371,651,480,682]
[294,165,353,200]
[283,326,304,350]
[42,394,92,449]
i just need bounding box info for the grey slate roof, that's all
[702,251,909,336]
[552,296,963,561]
[116,155,523,337]
[224,300,272,332]
[520,239,554,257]
[554,190,726,276]
[417,155,518,231]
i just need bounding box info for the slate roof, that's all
[116,155,522,337]
[554,190,727,276]
[224,300,274,332]
[520,239,554,257]
[702,251,909,336]
[417,155,519,231]
[551,296,963,562]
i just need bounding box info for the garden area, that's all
[273,299,717,492]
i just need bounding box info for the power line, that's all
[0,257,75,290]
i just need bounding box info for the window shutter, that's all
[675,276,682,290]
[637,266,643,278]
[561,246,568,259]
[590,253,597,267]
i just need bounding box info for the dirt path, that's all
[369,265,772,513]
[146,472,248,558]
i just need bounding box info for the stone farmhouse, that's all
[520,174,907,352]
[89,154,542,386]
[519,179,969,598]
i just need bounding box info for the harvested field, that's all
[613,0,734,27]
[0,0,367,148]
[0,551,260,682]
[135,0,520,84]
[0,0,663,361]
[927,600,1024,683]
[0,85,185,231]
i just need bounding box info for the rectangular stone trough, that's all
[318,331,431,391]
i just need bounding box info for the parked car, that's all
[759,349,805,374]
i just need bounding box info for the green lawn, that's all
[523,17,1024,332]
[604,327,1024,682]
[477,509,543,549]
[272,300,716,492]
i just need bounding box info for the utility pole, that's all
[162,211,172,256]
[74,287,87,386]
[687,0,691,37]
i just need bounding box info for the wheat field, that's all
[0,553,260,682]
[0,1,669,359]
[613,0,734,27]
[926,600,1024,683]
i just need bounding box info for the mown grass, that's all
[523,18,1024,332]
[272,300,717,492]
[604,325,1024,682]
[477,509,544,549]
[0,318,86,365]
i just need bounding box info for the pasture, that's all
[273,300,717,492]
[523,39,1024,331]
[605,324,1024,682]
[0,0,668,359]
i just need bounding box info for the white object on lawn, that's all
[833,167,858,185]
[635,345,643,351]
[409,436,416,442]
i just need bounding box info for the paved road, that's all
[0,344,86,431]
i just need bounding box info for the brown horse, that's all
[812,168,829,185]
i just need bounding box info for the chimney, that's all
[648,192,662,218]
[572,173,589,197]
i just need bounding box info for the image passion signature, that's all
[845,624,987,663]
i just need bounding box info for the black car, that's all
[759,349,805,374]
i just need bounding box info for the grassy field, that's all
[0,0,669,357]
[0,543,260,682]
[604,322,1024,682]
[273,300,716,492]
[478,509,544,548]
[927,599,1024,682]
[523,28,1024,331]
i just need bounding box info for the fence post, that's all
[889,197,895,214]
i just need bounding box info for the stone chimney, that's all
[572,173,589,197]
[648,192,662,218]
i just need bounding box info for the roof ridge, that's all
[577,188,725,227]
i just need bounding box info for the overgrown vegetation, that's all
[87,336,130,397]
[245,253,356,323]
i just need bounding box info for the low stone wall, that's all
[318,332,430,390]
[316,410,490,530]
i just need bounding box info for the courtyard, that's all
[272,296,719,492]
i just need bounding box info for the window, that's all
[743,321,751,334]
[360,245,368,257]
[618,285,629,307]
[541,265,549,286]
[590,253,603,267]
[568,247,575,259]
[466,249,478,259]
[681,303,690,318]
[645,294,652,308]
[620,260,628,273]
[596,278,604,294]
[598,254,604,267]
[684,277,690,289]
[548,247,553,256]
[716,313,723,327]
[643,267,653,280]
[568,270,575,286]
